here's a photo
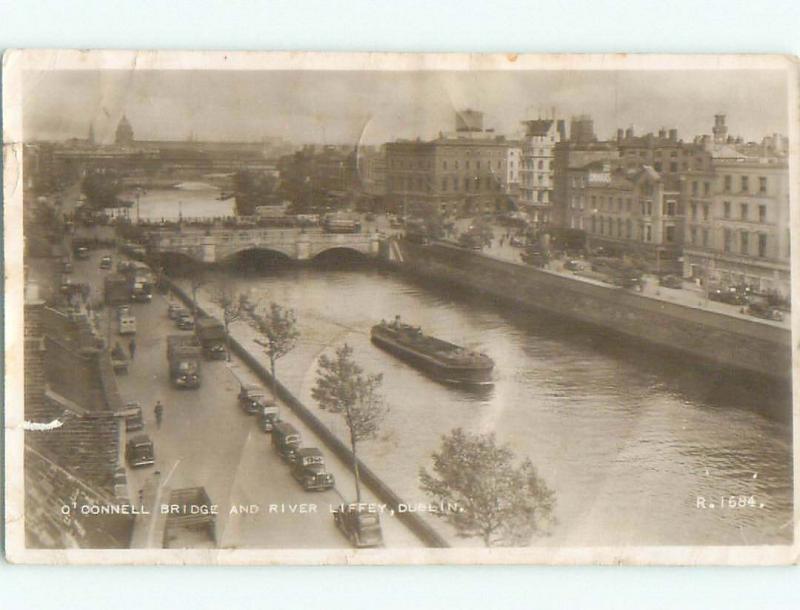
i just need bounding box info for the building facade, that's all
[682,154,790,296]
[519,118,566,228]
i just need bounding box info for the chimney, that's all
[625,126,634,140]
[616,128,624,142]
[658,128,667,139]
[669,129,678,142]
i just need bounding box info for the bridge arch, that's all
[310,246,369,261]
[221,247,295,270]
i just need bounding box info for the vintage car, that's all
[709,288,748,305]
[271,421,301,462]
[123,401,145,432]
[333,504,384,548]
[75,246,90,260]
[125,433,155,468]
[509,236,525,247]
[259,401,280,432]
[238,384,269,415]
[176,311,195,330]
[291,448,335,491]
[659,274,684,289]
[563,259,583,272]
[99,255,113,269]
[168,303,185,319]
[746,300,785,321]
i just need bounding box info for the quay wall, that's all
[165,280,450,549]
[390,240,792,381]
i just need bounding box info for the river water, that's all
[194,261,792,548]
[162,191,792,547]
[115,183,235,221]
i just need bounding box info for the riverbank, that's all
[387,239,792,382]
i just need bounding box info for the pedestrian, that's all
[129,337,136,360]
[154,401,164,428]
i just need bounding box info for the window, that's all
[591,216,596,233]
[724,229,732,252]
[654,162,662,172]
[741,176,749,192]
[665,201,676,216]
[453,176,459,191]
[724,175,732,192]
[626,198,632,212]
[441,177,447,191]
[617,198,623,211]
[740,232,749,254]
[465,161,470,170]
[454,161,459,170]
[464,177,470,191]
[723,201,731,219]
[443,160,447,170]
[670,162,678,172]
[645,225,652,242]
[691,182,698,196]
[666,225,675,243]
[538,160,543,169]
[758,233,767,258]
[591,195,597,210]
[740,203,748,220]
[702,204,710,221]
[617,218,623,236]
[703,182,710,196]
[759,176,767,194]
[691,203,697,219]
[690,226,697,244]
[646,201,653,216]
[702,228,709,247]
[476,160,481,170]
[759,205,766,223]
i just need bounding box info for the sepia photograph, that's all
[3,51,797,565]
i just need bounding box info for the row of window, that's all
[722,175,769,195]
[389,157,507,171]
[588,216,674,243]
[521,159,555,170]
[687,226,769,258]
[689,202,768,223]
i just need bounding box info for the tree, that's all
[419,428,555,547]
[250,303,299,401]
[189,272,209,321]
[209,280,243,362]
[311,344,387,503]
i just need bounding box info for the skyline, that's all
[23,69,790,146]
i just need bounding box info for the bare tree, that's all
[209,280,242,362]
[420,428,556,547]
[311,344,387,503]
[250,302,299,400]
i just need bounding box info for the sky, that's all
[22,69,790,146]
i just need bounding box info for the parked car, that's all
[291,447,335,491]
[563,259,583,272]
[124,401,144,432]
[100,255,113,269]
[168,303,184,320]
[176,311,194,330]
[259,401,280,432]
[659,274,683,289]
[238,384,269,415]
[333,504,384,548]
[509,236,525,247]
[271,422,302,463]
[75,246,90,260]
[125,433,155,468]
[746,300,784,321]
[709,288,748,305]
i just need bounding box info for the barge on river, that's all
[370,316,494,385]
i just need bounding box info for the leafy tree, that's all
[209,280,243,362]
[420,428,555,547]
[251,303,299,400]
[312,344,387,503]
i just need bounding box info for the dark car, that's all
[238,384,269,415]
[125,434,155,468]
[100,255,113,269]
[271,422,302,462]
[291,448,335,491]
[333,504,384,548]
[168,303,185,320]
[709,288,748,306]
[509,236,525,247]
[259,402,281,432]
[123,401,144,432]
[176,311,194,330]
[563,259,583,272]
[75,246,90,260]
[659,274,683,289]
[746,300,784,321]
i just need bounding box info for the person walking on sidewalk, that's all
[129,337,136,360]
[154,401,164,429]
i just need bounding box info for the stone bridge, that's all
[147,227,385,263]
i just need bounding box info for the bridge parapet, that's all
[148,227,385,263]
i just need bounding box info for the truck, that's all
[195,317,226,360]
[104,273,131,306]
[166,335,202,389]
[117,305,137,335]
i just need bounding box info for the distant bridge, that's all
[147,227,385,263]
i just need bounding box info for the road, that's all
[71,247,422,549]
